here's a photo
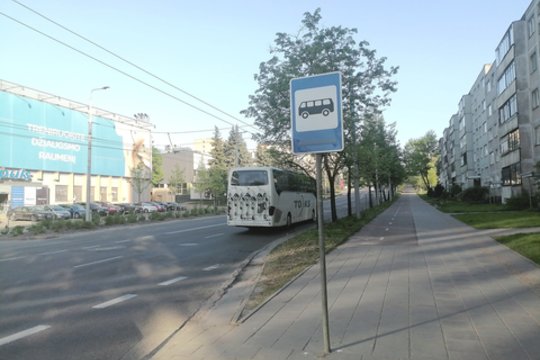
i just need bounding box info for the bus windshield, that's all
[230,170,269,186]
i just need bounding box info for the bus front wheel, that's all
[286,213,292,227]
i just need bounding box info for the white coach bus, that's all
[227,167,316,228]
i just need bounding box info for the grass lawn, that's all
[419,195,506,213]
[453,211,540,229]
[496,233,540,265]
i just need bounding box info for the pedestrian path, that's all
[152,193,540,360]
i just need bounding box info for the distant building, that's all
[439,0,540,203]
[153,146,213,202]
[0,80,153,211]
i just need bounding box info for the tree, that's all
[168,165,185,199]
[151,146,164,186]
[129,162,151,202]
[241,8,398,221]
[209,126,227,170]
[403,130,439,192]
[224,125,251,168]
[194,161,226,212]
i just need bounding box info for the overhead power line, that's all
[2,2,259,134]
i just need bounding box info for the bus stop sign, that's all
[290,72,343,154]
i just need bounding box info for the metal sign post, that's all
[290,72,343,354]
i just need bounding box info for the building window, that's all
[533,88,540,109]
[488,104,493,116]
[111,187,118,202]
[501,163,521,186]
[496,27,514,65]
[497,61,516,95]
[74,185,82,202]
[500,129,520,155]
[530,52,538,73]
[461,153,467,166]
[55,185,68,202]
[499,94,518,124]
[536,126,540,145]
[100,186,107,202]
[528,16,536,37]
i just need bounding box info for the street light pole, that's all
[85,86,109,222]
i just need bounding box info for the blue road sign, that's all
[290,72,343,154]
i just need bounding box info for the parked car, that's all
[96,202,121,215]
[78,202,108,216]
[59,203,87,219]
[136,202,158,213]
[45,205,72,220]
[149,201,166,212]
[120,203,143,214]
[166,202,186,211]
[7,205,54,221]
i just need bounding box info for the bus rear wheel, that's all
[312,209,317,222]
[286,213,292,227]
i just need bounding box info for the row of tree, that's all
[145,9,440,220]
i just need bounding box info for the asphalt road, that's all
[0,191,371,360]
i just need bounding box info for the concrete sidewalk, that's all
[152,193,540,360]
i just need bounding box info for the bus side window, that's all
[231,171,239,186]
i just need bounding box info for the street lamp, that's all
[85,86,110,222]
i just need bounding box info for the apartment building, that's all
[439,0,540,203]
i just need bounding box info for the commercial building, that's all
[439,0,540,202]
[0,80,153,211]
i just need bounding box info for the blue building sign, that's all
[290,72,343,154]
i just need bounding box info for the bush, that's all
[28,223,46,235]
[1,226,8,236]
[459,186,489,203]
[505,191,535,210]
[10,226,24,236]
[80,221,96,230]
[449,184,462,198]
[126,213,138,223]
[50,220,65,232]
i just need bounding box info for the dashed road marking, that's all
[0,256,25,262]
[92,294,137,309]
[37,249,68,256]
[203,264,221,271]
[115,239,132,244]
[92,246,125,251]
[0,325,51,346]
[179,243,199,247]
[205,233,224,239]
[74,256,123,269]
[158,276,188,286]
[165,223,223,235]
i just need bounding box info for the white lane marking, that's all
[205,233,224,239]
[385,228,389,231]
[379,237,385,241]
[179,243,199,247]
[82,245,100,250]
[92,294,137,309]
[158,276,188,286]
[135,235,154,241]
[115,239,132,244]
[37,249,68,256]
[92,246,125,251]
[388,222,393,225]
[73,256,123,269]
[0,256,25,262]
[0,325,51,346]
[164,223,224,235]
[203,264,221,271]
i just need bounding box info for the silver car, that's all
[45,205,72,220]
